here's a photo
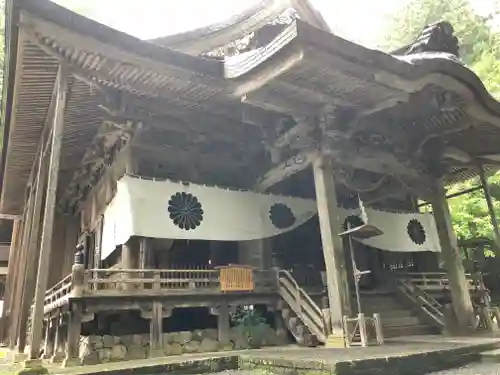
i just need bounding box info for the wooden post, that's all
[1,219,21,344]
[139,237,152,269]
[430,181,475,331]
[42,319,55,359]
[478,163,500,253]
[10,190,35,351]
[121,241,136,290]
[28,65,68,359]
[149,301,163,357]
[50,314,65,363]
[358,313,368,347]
[373,313,384,345]
[17,147,49,354]
[63,304,82,367]
[312,155,351,347]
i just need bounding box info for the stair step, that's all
[363,309,415,318]
[380,316,421,327]
[383,324,437,337]
[481,349,500,363]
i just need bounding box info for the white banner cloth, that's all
[101,176,442,259]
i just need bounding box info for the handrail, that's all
[396,278,445,329]
[398,272,477,291]
[39,267,275,315]
[277,269,327,343]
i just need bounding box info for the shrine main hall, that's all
[1,0,500,366]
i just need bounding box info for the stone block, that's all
[120,335,133,347]
[97,347,112,363]
[62,357,81,368]
[81,351,99,365]
[12,353,28,363]
[177,331,192,344]
[163,332,173,344]
[199,338,219,353]
[170,342,182,355]
[192,329,203,341]
[102,335,114,348]
[183,340,200,353]
[204,329,218,340]
[150,348,165,358]
[110,344,127,361]
[219,341,235,352]
[126,345,146,360]
[132,334,142,346]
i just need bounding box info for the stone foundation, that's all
[79,324,286,365]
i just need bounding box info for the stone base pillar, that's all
[211,303,230,346]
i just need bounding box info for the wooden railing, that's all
[90,268,220,291]
[399,272,478,292]
[41,266,271,314]
[277,269,328,343]
[395,277,445,330]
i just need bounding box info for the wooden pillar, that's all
[149,301,163,357]
[430,181,475,331]
[139,237,152,269]
[10,189,36,350]
[16,147,49,354]
[1,219,21,344]
[28,65,68,359]
[42,319,55,359]
[63,304,82,367]
[50,314,65,363]
[238,239,272,269]
[312,155,351,347]
[478,163,500,252]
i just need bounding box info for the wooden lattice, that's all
[218,265,254,292]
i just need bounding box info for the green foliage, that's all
[383,0,500,252]
[383,0,500,98]
[231,306,266,348]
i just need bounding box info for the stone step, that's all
[481,349,500,363]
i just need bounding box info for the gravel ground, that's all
[428,363,500,375]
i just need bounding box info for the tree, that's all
[383,0,500,247]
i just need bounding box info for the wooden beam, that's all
[28,64,68,359]
[256,149,319,191]
[0,214,20,220]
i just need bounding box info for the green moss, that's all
[15,366,48,375]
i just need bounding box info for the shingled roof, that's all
[2,0,500,215]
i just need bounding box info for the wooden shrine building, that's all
[2,0,500,365]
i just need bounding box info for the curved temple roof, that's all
[1,0,500,215]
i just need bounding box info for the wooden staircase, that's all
[359,292,440,337]
[277,270,328,346]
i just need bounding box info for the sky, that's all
[52,0,498,48]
